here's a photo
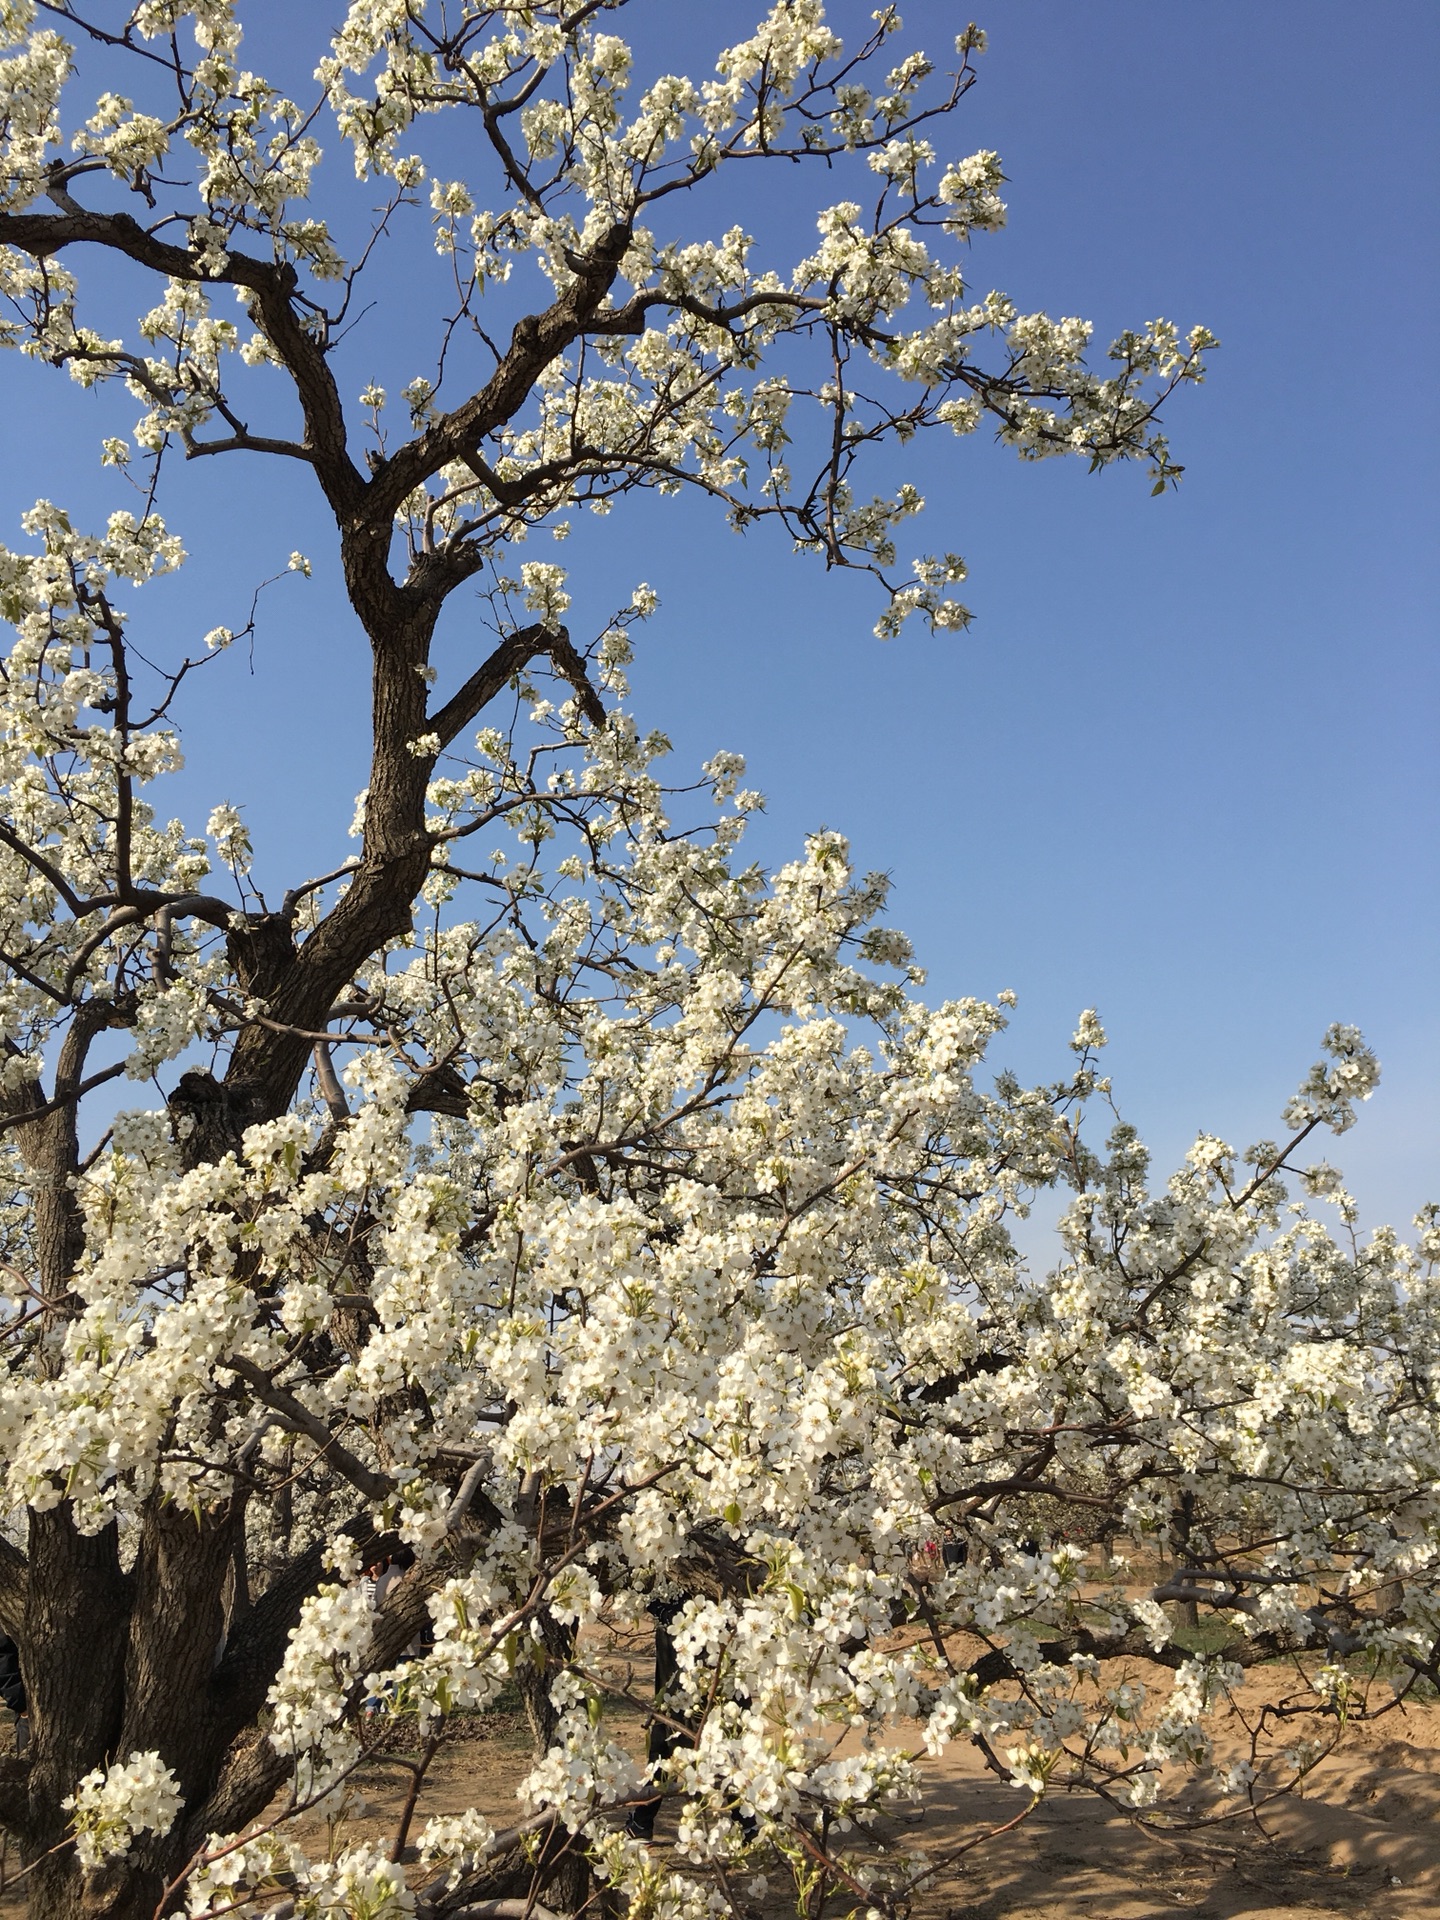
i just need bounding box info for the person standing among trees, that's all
[0,1636,25,1755]
[622,1591,688,1844]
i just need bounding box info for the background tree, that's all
[0,9,1429,1920]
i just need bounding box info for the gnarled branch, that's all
[429,621,604,749]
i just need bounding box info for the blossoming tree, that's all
[0,4,1433,1920]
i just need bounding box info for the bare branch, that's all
[222,1356,393,1504]
[429,621,604,748]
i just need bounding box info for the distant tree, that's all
[1,11,1427,1920]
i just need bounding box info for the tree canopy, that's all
[0,8,1430,1920]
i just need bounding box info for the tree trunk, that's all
[0,510,554,1920]
[21,1510,130,1920]
[514,1611,589,1915]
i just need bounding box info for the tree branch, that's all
[0,1061,127,1139]
[0,821,85,914]
[0,205,364,519]
[184,432,316,464]
[429,621,604,748]
[222,1357,393,1504]
[366,220,633,520]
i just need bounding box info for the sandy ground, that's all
[4,1654,1436,1918]
[268,1657,1440,1920]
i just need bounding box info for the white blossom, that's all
[64,1751,183,1869]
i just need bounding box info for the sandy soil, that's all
[268,1658,1440,1920]
[4,1656,1436,1918]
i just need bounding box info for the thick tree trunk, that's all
[15,1066,289,1920]
[514,1611,589,1915]
[0,441,600,1920]
[22,1510,130,1920]
[223,595,440,1118]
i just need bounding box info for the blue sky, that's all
[0,1,1435,1230]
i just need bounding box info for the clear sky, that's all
[1,2,1435,1230]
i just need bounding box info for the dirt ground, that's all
[270,1654,1440,1920]
[4,1650,1436,1919]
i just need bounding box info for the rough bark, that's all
[513,1612,589,1915]
[0,153,614,1920]
[22,1511,131,1920]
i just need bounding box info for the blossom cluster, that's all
[0,656,1430,1912]
[0,12,1424,1920]
[0,1,1213,634]
[63,1751,183,1870]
